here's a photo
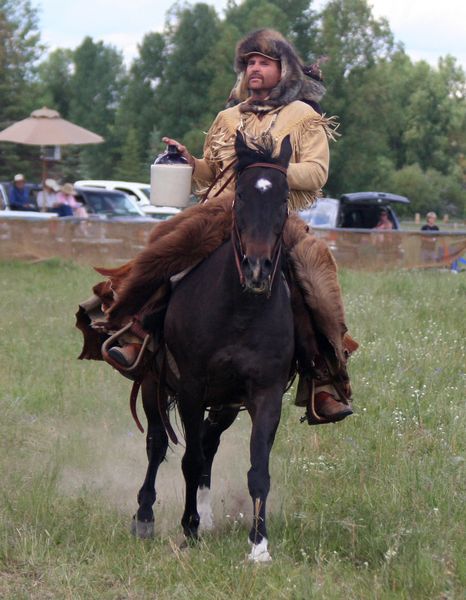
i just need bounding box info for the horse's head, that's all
[233,131,292,295]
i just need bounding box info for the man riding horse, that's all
[80,28,357,424]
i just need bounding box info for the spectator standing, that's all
[421,211,439,232]
[9,174,37,211]
[420,211,439,263]
[37,178,60,212]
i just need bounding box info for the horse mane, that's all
[235,133,282,173]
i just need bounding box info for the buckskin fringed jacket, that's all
[192,101,337,211]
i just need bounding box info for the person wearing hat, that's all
[9,174,37,211]
[96,29,357,424]
[55,183,88,218]
[37,178,60,212]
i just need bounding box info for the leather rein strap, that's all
[244,162,288,175]
[232,161,288,296]
[200,158,238,203]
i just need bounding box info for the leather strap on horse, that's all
[130,381,145,433]
[244,162,288,176]
[127,360,178,444]
[231,207,246,287]
[200,158,237,203]
[157,350,178,445]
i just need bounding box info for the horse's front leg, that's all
[131,372,168,539]
[247,385,283,563]
[178,392,205,540]
[198,406,240,531]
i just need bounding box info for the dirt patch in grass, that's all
[58,411,255,534]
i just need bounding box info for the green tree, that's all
[403,57,466,175]
[388,163,465,217]
[268,0,318,58]
[312,0,399,194]
[114,127,144,181]
[114,32,166,175]
[68,37,126,178]
[0,0,43,179]
[37,48,74,118]
[153,3,222,150]
[225,0,290,35]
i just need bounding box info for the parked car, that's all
[0,181,58,219]
[299,191,410,230]
[73,186,151,220]
[299,191,411,265]
[74,180,181,220]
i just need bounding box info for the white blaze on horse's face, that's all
[255,177,273,193]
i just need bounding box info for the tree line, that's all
[0,0,465,216]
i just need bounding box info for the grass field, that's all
[0,259,464,599]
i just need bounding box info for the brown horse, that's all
[133,132,295,562]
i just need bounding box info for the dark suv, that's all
[299,191,411,266]
[299,191,410,230]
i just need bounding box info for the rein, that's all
[244,162,288,176]
[232,161,288,297]
[200,158,237,203]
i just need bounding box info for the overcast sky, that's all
[36,0,466,70]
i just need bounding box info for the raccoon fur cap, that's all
[227,28,326,110]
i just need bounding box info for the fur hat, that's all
[228,28,326,110]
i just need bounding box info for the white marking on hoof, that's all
[255,178,272,193]
[197,486,214,531]
[248,537,272,563]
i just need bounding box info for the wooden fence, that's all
[1,216,465,270]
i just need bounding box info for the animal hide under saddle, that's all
[76,191,354,370]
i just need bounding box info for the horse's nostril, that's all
[263,258,272,272]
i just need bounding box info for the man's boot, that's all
[296,374,353,424]
[108,343,143,368]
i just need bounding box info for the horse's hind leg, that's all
[247,386,283,562]
[131,372,169,539]
[198,406,239,531]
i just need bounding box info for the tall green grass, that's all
[0,259,464,599]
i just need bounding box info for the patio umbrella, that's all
[0,106,104,180]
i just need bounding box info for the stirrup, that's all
[300,379,352,426]
[101,321,151,374]
[300,379,327,425]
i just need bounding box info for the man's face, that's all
[246,54,281,98]
[15,179,25,189]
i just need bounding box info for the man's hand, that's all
[162,137,195,167]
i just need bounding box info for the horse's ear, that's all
[235,130,249,161]
[278,135,292,168]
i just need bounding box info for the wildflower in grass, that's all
[384,547,398,562]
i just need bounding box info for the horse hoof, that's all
[131,516,154,539]
[179,534,199,551]
[248,538,272,563]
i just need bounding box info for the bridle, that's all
[232,161,288,297]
